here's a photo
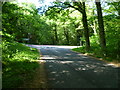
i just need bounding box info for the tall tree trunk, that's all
[64,2,90,50]
[82,2,90,51]
[96,1,106,56]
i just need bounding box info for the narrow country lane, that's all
[27,45,119,88]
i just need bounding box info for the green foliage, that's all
[43,1,120,62]
[2,3,120,86]
[107,2,120,17]
[72,46,86,54]
[2,40,40,88]
[104,16,120,60]
[45,7,83,45]
[2,2,53,44]
[72,35,102,57]
[72,2,120,62]
[72,22,120,61]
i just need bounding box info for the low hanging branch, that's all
[63,2,90,51]
[64,2,83,13]
[46,1,90,51]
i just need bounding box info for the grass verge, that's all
[72,46,120,65]
[2,41,40,88]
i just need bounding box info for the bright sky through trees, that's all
[17,0,54,8]
[16,0,113,16]
[17,0,41,8]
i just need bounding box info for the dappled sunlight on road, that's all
[45,60,118,88]
[43,58,118,88]
[26,45,119,88]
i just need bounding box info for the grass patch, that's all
[72,46,119,63]
[2,41,40,88]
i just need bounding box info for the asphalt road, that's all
[27,45,119,88]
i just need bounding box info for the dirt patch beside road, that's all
[19,60,48,88]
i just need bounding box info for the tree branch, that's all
[66,3,83,13]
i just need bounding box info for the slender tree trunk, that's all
[92,9,97,35]
[82,2,90,51]
[54,25,58,44]
[76,30,80,46]
[96,1,106,56]
[52,35,55,45]
[64,27,69,45]
[93,20,97,35]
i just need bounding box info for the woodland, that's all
[1,0,120,88]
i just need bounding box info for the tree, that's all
[2,2,53,44]
[45,7,60,45]
[108,1,120,17]
[45,1,90,50]
[82,2,90,51]
[63,1,90,51]
[95,1,106,56]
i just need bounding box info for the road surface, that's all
[27,45,119,88]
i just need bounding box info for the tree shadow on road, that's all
[43,54,119,88]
